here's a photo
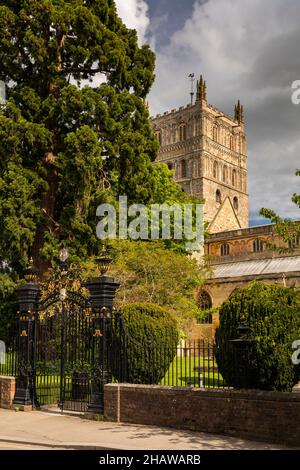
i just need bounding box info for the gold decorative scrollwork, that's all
[93,329,103,337]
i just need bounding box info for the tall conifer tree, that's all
[0,0,157,275]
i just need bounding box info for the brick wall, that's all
[0,376,15,409]
[104,384,300,447]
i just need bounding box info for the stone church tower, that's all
[151,77,249,233]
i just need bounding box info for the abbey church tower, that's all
[151,77,249,233]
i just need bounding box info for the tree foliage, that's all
[82,240,208,331]
[0,273,18,343]
[0,0,158,275]
[215,282,300,392]
[112,302,180,384]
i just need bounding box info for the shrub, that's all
[215,282,300,392]
[112,302,180,384]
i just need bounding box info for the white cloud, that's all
[115,0,150,44]
[149,0,300,221]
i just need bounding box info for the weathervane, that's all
[188,73,195,105]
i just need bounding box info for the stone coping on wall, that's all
[105,383,300,401]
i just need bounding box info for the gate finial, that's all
[96,245,112,276]
[24,257,38,284]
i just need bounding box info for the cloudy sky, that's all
[115,0,300,225]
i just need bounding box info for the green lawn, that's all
[160,356,225,388]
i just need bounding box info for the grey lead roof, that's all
[211,256,300,279]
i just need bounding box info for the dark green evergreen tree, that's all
[215,282,300,392]
[0,0,157,276]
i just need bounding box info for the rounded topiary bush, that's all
[215,281,300,392]
[112,303,180,384]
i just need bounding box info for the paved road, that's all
[0,409,294,451]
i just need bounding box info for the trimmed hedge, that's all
[112,303,180,384]
[215,282,300,392]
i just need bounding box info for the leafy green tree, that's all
[151,163,189,205]
[82,240,209,332]
[0,0,158,276]
[215,282,300,392]
[136,162,205,252]
[260,169,300,251]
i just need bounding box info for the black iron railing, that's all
[0,336,228,390]
[112,336,228,389]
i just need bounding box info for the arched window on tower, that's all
[171,125,176,143]
[213,125,218,142]
[216,189,222,204]
[179,124,187,142]
[193,160,199,177]
[233,196,238,211]
[197,291,213,324]
[213,125,219,141]
[222,165,228,183]
[156,131,162,146]
[221,243,230,257]
[213,161,218,179]
[253,238,264,253]
[164,127,170,145]
[167,162,173,171]
[232,169,237,187]
[180,160,187,178]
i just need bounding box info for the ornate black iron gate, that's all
[35,292,93,412]
[12,252,120,415]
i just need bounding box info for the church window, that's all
[156,131,162,146]
[179,124,187,142]
[221,243,230,257]
[193,160,198,177]
[213,161,218,179]
[222,165,228,183]
[232,169,237,187]
[213,125,218,142]
[233,196,238,211]
[197,291,213,324]
[216,189,222,204]
[253,238,264,253]
[198,291,212,311]
[180,160,187,178]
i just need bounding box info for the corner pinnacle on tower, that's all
[234,100,244,124]
[196,75,207,102]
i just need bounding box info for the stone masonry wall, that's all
[104,384,300,447]
[0,376,15,409]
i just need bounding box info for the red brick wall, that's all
[104,384,300,447]
[0,376,15,409]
